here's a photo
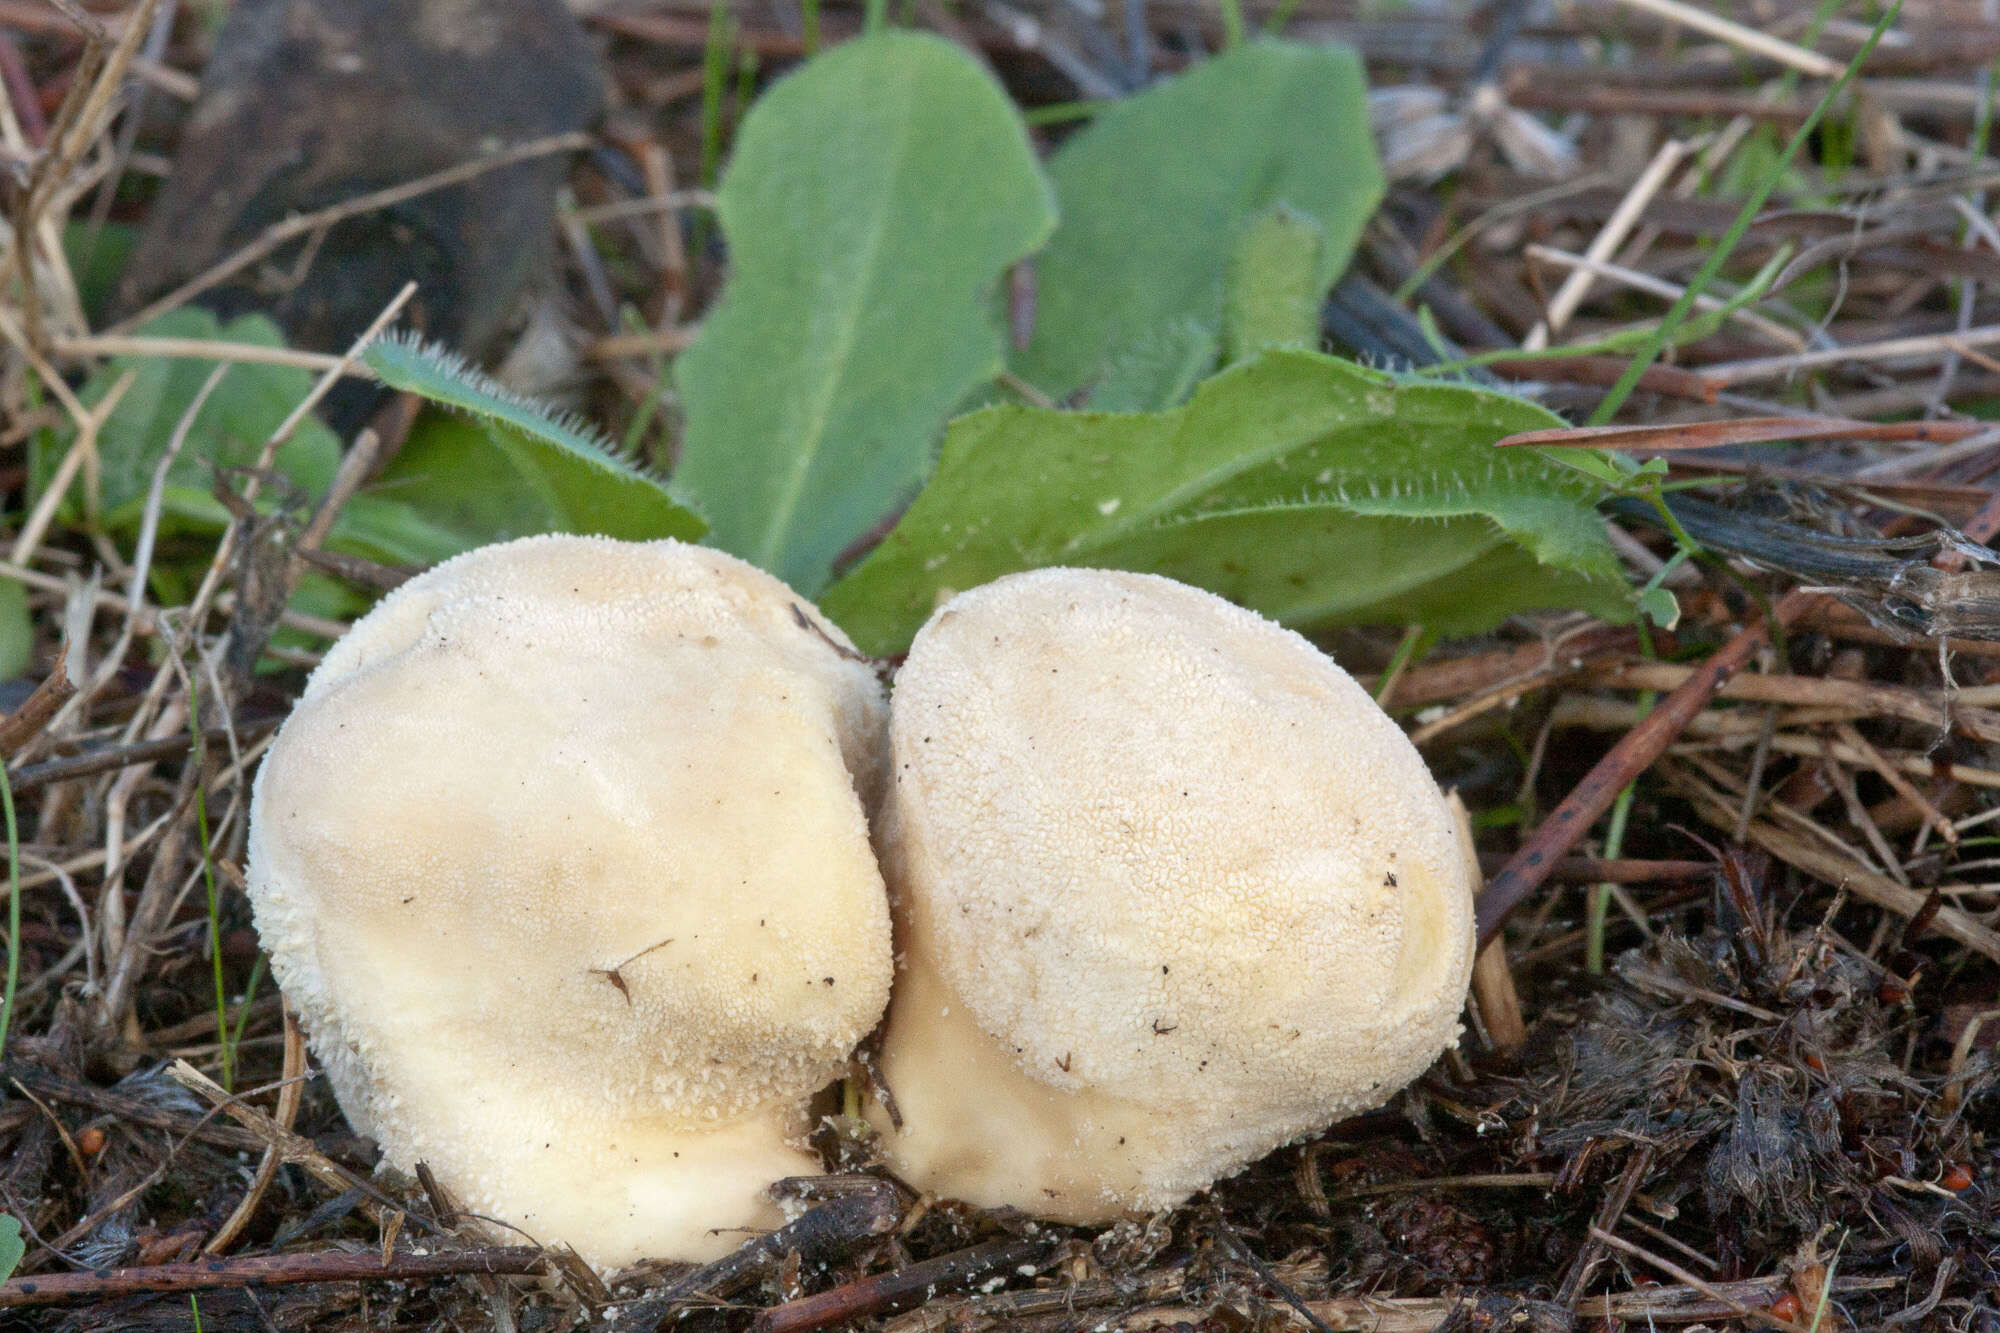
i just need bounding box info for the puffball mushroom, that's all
[870,568,1475,1219]
[246,535,893,1268]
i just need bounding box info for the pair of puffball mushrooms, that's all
[245,534,1477,1270]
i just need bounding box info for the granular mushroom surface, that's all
[870,567,1475,1219]
[247,535,892,1267]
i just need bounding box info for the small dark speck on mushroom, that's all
[1384,872,1397,887]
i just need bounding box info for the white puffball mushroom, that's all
[246,535,893,1268]
[869,568,1475,1220]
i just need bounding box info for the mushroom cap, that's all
[247,535,893,1265]
[872,567,1474,1217]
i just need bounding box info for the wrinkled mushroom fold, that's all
[247,536,893,1267]
[869,568,1476,1220]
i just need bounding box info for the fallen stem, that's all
[1475,591,1814,946]
[0,1246,548,1309]
[753,1234,1056,1333]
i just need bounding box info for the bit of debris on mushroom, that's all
[867,567,1476,1220]
[246,535,892,1268]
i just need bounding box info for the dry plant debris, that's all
[0,0,1998,1331]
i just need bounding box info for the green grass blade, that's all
[0,760,17,1063]
[197,786,230,1091]
[1588,1,1902,424]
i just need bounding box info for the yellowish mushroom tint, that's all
[247,535,892,1268]
[870,567,1475,1219]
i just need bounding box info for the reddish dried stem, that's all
[0,1246,547,1309]
[0,656,73,758]
[753,1235,1054,1333]
[1474,592,1814,947]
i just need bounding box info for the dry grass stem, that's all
[1610,0,1847,78]
[1523,138,1688,350]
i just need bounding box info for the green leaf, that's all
[51,315,700,612]
[360,334,703,554]
[343,411,703,567]
[1012,40,1382,406]
[63,220,136,324]
[1082,317,1215,412]
[48,309,343,533]
[1637,585,1681,630]
[365,335,645,481]
[1224,205,1325,363]
[0,581,30,684]
[0,1213,22,1284]
[674,32,1057,592]
[822,350,1631,653]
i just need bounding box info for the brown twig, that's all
[1578,657,1952,731]
[10,719,282,792]
[165,1061,409,1227]
[1500,415,1993,453]
[205,1004,308,1254]
[1473,853,1712,883]
[1587,1226,1808,1332]
[608,1181,905,1333]
[1460,793,1527,1050]
[1487,354,1722,402]
[1554,694,2000,789]
[752,1234,1057,1333]
[0,656,73,757]
[1664,770,2000,963]
[888,1270,1189,1333]
[1475,591,1812,946]
[1370,625,1637,710]
[0,1245,548,1309]
[1558,1146,1656,1307]
[1105,1274,1899,1331]
[0,1064,266,1154]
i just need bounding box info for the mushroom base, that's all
[378,1096,822,1269]
[868,944,1231,1222]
